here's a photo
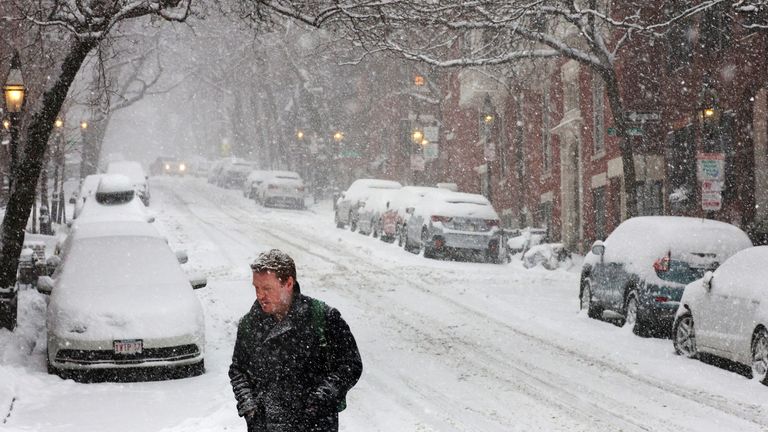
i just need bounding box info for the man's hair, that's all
[251,249,297,282]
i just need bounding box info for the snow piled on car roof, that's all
[589,216,752,285]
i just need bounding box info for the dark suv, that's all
[579,216,752,337]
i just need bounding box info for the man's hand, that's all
[306,382,338,415]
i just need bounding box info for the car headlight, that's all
[165,164,171,170]
[179,163,186,171]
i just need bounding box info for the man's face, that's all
[253,271,294,318]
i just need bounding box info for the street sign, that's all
[424,143,439,159]
[424,126,439,143]
[701,191,722,211]
[607,127,643,136]
[697,152,725,181]
[701,180,723,193]
[624,111,661,123]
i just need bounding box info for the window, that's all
[700,5,732,52]
[666,17,693,71]
[542,86,552,174]
[593,186,606,240]
[592,74,605,155]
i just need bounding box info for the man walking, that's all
[229,249,363,432]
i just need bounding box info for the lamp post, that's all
[481,94,496,203]
[78,120,90,180]
[4,51,26,194]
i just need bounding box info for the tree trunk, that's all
[0,38,96,325]
[602,69,637,220]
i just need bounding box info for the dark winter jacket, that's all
[229,287,363,432]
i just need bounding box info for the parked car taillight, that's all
[431,215,452,223]
[653,252,671,272]
[486,219,500,227]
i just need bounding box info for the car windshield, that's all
[58,236,184,292]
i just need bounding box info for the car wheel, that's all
[673,312,698,358]
[752,328,768,385]
[580,279,602,319]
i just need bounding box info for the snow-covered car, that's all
[355,188,398,237]
[258,171,305,208]
[39,220,206,380]
[217,159,255,189]
[673,246,768,385]
[380,186,444,244]
[243,170,270,200]
[150,156,187,176]
[335,179,402,230]
[404,191,504,262]
[71,174,104,219]
[580,216,752,337]
[106,160,150,206]
[507,227,548,255]
[73,175,154,226]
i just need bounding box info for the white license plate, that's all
[114,339,143,355]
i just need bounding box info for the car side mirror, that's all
[189,274,207,289]
[591,240,605,256]
[37,276,55,295]
[175,250,189,264]
[702,271,714,291]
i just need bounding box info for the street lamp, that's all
[333,131,344,142]
[4,51,25,191]
[296,130,305,140]
[411,129,424,144]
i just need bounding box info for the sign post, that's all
[697,153,725,212]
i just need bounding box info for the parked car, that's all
[380,186,444,245]
[356,189,399,237]
[672,246,768,384]
[404,191,504,262]
[217,159,255,189]
[39,220,207,381]
[207,159,228,184]
[150,156,186,176]
[507,227,548,255]
[580,216,752,337]
[243,170,270,200]
[258,171,305,208]
[74,175,154,226]
[335,179,402,230]
[71,174,104,219]
[106,160,150,206]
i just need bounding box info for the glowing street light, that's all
[333,131,344,142]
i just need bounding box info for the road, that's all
[2,177,768,432]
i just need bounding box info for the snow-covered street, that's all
[3,177,768,432]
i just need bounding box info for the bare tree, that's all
[0,0,192,329]
[245,0,756,220]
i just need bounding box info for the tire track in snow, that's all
[159,179,768,431]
